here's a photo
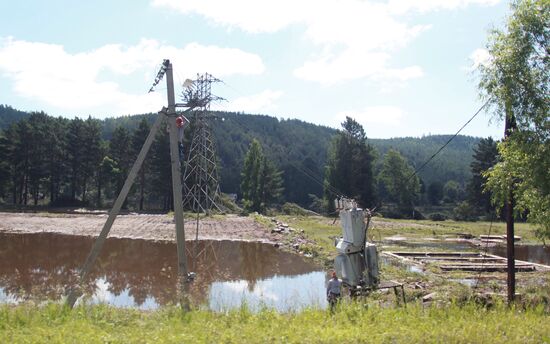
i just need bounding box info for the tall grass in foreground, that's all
[1,301,549,343]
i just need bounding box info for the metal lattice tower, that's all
[181,73,223,213]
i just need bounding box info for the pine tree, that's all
[0,133,10,201]
[66,118,85,202]
[45,117,68,205]
[427,181,444,205]
[241,139,263,212]
[132,119,151,211]
[241,139,283,213]
[149,129,172,211]
[324,117,376,212]
[259,157,284,209]
[109,126,132,197]
[97,154,117,207]
[25,113,50,205]
[379,149,420,216]
[466,137,498,213]
[81,117,102,204]
[13,120,32,205]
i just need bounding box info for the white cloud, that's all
[213,90,283,113]
[153,0,499,84]
[468,48,492,70]
[336,106,405,127]
[0,37,264,116]
[387,0,500,14]
[294,48,424,85]
[152,0,498,34]
[151,0,307,33]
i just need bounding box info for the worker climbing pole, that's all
[176,115,190,162]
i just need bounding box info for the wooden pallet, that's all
[382,251,548,272]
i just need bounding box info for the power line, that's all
[288,159,345,198]
[218,81,490,202]
[474,212,495,290]
[217,80,350,199]
[407,99,491,181]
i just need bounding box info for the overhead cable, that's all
[406,99,491,181]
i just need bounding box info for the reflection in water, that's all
[209,271,326,312]
[0,233,326,311]
[489,245,550,265]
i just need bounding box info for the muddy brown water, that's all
[0,233,327,311]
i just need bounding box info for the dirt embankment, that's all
[0,212,277,243]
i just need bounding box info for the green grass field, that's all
[1,302,549,343]
[266,215,550,306]
[2,214,548,343]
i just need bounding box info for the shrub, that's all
[281,202,315,216]
[218,193,242,214]
[429,213,447,221]
[453,201,477,221]
[50,196,89,207]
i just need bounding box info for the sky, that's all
[0,0,511,139]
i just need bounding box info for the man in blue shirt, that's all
[327,271,341,311]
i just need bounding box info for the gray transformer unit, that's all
[333,199,379,291]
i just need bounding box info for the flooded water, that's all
[489,245,550,265]
[0,233,327,311]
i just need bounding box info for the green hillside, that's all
[95,110,479,204]
[371,135,479,186]
[0,107,480,207]
[0,105,30,129]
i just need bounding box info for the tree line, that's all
[0,112,178,210]
[0,108,492,217]
[318,117,500,220]
[1,105,483,211]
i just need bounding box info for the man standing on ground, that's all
[327,271,341,311]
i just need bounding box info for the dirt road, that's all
[0,212,277,243]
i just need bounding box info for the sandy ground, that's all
[0,212,278,243]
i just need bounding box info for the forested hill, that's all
[370,135,480,186]
[103,112,478,201]
[0,105,30,129]
[0,106,480,206]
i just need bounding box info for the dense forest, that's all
[0,104,484,216]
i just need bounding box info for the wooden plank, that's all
[416,257,505,262]
[384,251,545,272]
[440,263,531,267]
[390,252,481,257]
[440,264,535,272]
[480,235,521,241]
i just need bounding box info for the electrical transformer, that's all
[333,199,379,290]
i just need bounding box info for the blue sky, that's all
[0,0,510,138]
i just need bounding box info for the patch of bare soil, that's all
[0,212,278,243]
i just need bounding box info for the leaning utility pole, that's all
[67,59,191,308]
[504,101,517,304]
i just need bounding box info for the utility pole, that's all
[67,59,190,308]
[504,101,516,304]
[166,62,189,281]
